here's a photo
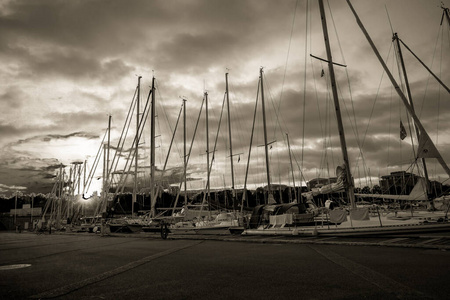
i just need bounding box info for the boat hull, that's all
[170,226,232,235]
[243,211,450,237]
[108,224,143,233]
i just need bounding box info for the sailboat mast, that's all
[150,76,156,216]
[133,76,141,217]
[225,73,235,200]
[318,0,355,209]
[102,143,107,215]
[104,115,111,213]
[183,99,187,205]
[205,92,210,202]
[393,33,430,194]
[347,0,450,178]
[260,68,271,203]
[107,115,111,181]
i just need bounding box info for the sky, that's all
[0,0,449,197]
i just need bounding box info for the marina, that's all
[1,0,450,299]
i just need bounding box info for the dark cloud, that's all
[14,132,99,145]
[27,50,134,82]
[0,0,449,194]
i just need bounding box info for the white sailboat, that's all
[167,77,242,236]
[243,0,450,237]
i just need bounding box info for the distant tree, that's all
[371,185,382,194]
[361,186,371,194]
[354,187,361,193]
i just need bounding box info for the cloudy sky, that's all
[1,0,449,196]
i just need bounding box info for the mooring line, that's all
[29,241,203,299]
[308,244,431,299]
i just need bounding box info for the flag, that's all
[417,134,439,158]
[400,120,407,140]
[321,69,325,77]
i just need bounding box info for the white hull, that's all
[243,210,449,237]
[170,225,232,235]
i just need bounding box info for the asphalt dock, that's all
[1,231,449,299]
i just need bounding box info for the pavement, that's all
[1,231,450,299]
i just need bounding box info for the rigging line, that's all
[321,65,335,178]
[435,27,444,178]
[399,38,450,94]
[156,81,183,162]
[384,5,395,36]
[327,0,363,177]
[173,96,205,204]
[213,97,233,170]
[354,43,393,175]
[395,37,421,176]
[387,59,393,176]
[227,82,248,155]
[392,35,415,173]
[264,73,289,149]
[114,89,148,192]
[208,93,226,187]
[242,78,260,209]
[84,129,107,192]
[115,89,151,195]
[108,87,137,176]
[336,82,367,181]
[419,22,443,120]
[277,0,299,117]
[111,92,138,177]
[327,74,336,176]
[394,35,414,166]
[291,147,308,188]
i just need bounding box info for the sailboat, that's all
[243,0,450,237]
[164,76,242,236]
[107,76,155,233]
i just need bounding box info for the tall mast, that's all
[183,99,187,205]
[58,164,63,227]
[260,68,271,204]
[107,115,111,182]
[225,73,235,201]
[102,143,107,215]
[133,76,141,217]
[68,166,73,219]
[347,0,450,178]
[150,76,156,217]
[393,33,430,194]
[82,160,86,216]
[205,92,210,203]
[105,115,111,212]
[318,0,355,209]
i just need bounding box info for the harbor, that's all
[1,0,450,299]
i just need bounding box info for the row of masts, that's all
[48,0,450,221]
